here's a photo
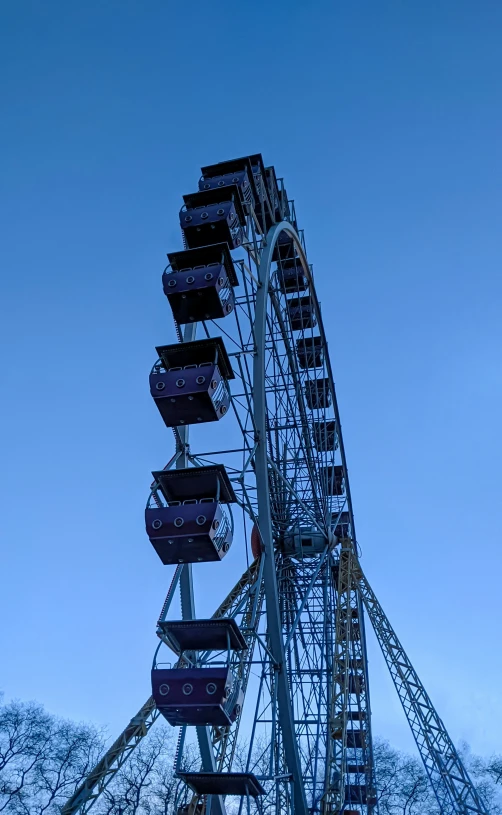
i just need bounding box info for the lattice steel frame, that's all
[62,157,488,815]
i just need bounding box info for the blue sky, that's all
[1,0,502,759]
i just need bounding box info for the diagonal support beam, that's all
[61,697,160,815]
[355,552,488,815]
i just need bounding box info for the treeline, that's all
[0,695,500,813]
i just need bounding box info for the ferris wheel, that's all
[63,154,488,815]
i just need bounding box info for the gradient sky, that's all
[1,0,502,760]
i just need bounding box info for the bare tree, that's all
[93,726,200,815]
[95,730,166,815]
[460,742,502,815]
[0,696,103,814]
[375,738,502,815]
[1,693,501,815]
[0,698,53,812]
[373,739,439,815]
[147,737,200,815]
[485,754,502,786]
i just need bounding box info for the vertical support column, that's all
[177,323,225,815]
[330,539,353,813]
[324,539,377,814]
[178,322,197,623]
[253,223,308,815]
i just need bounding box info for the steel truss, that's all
[63,155,488,815]
[353,551,487,815]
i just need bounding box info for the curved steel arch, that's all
[256,222,357,535]
[253,222,310,815]
[253,221,375,815]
